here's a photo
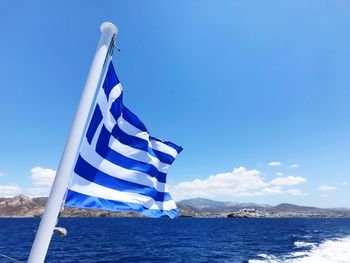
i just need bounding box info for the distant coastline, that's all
[1,195,350,218]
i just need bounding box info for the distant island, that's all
[1,195,350,218]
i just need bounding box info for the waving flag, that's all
[65,62,182,218]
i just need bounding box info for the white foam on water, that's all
[302,235,312,239]
[293,241,316,249]
[249,236,350,263]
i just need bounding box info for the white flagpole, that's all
[28,22,118,263]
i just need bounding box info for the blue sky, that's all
[0,1,349,207]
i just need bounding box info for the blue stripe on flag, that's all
[122,106,148,132]
[150,136,183,154]
[65,190,179,219]
[74,155,172,202]
[95,125,167,183]
[86,104,103,144]
[110,93,123,116]
[110,99,148,133]
[103,63,120,99]
[110,124,176,165]
[108,99,178,164]
[152,149,177,165]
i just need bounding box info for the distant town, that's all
[1,195,350,218]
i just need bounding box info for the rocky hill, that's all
[1,195,350,218]
[178,198,272,213]
[0,195,142,218]
[178,198,350,217]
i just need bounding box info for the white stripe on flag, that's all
[149,139,178,158]
[96,84,179,158]
[81,134,168,193]
[117,117,179,158]
[108,138,170,173]
[69,173,177,211]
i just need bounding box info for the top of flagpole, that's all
[100,22,118,35]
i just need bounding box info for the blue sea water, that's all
[1,218,350,262]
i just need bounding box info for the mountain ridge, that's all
[1,195,349,218]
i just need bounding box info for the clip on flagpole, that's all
[28,22,118,263]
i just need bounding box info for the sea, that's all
[1,218,350,262]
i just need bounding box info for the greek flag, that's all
[64,62,182,218]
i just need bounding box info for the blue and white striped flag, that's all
[64,62,182,218]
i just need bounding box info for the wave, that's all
[249,236,350,263]
[293,241,315,249]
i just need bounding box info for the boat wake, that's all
[249,235,350,263]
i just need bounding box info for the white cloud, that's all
[0,185,22,197]
[27,167,56,196]
[170,167,268,200]
[276,172,284,176]
[170,167,307,200]
[290,164,299,168]
[321,194,328,198]
[0,171,7,177]
[30,167,56,186]
[342,182,348,186]
[270,176,307,186]
[286,189,307,196]
[27,187,52,197]
[269,161,282,166]
[253,186,283,196]
[318,185,337,192]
